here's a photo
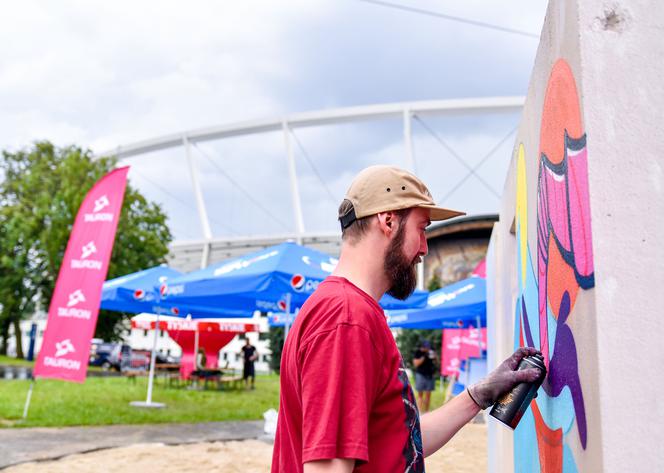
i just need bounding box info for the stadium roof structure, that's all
[97,97,524,272]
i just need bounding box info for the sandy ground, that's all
[426,423,487,472]
[6,423,486,472]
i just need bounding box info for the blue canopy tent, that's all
[101,265,183,315]
[164,241,428,325]
[267,289,428,327]
[387,276,486,329]
[267,289,429,327]
[101,265,254,319]
[381,290,428,311]
[163,242,339,318]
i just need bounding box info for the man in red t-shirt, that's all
[272,166,541,473]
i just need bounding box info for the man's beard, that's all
[384,222,419,300]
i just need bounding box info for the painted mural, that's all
[513,59,595,472]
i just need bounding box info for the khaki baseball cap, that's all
[339,165,465,229]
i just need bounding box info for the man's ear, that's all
[376,211,397,236]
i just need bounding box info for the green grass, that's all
[0,355,111,373]
[411,377,453,413]
[0,355,453,429]
[0,374,280,428]
[0,355,34,368]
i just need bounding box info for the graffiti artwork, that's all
[513,59,595,472]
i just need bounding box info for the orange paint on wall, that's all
[546,233,579,320]
[532,401,563,472]
[540,59,583,164]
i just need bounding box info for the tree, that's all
[395,273,443,369]
[0,144,49,356]
[267,326,284,374]
[427,272,442,293]
[0,142,173,354]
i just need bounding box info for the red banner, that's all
[130,315,259,333]
[34,167,129,382]
[440,327,486,377]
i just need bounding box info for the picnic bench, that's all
[217,373,243,390]
[188,368,243,390]
[155,363,182,387]
[122,368,148,383]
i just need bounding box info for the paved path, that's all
[0,420,264,469]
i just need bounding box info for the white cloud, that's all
[0,0,547,240]
[0,0,329,149]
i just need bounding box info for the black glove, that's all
[467,347,542,409]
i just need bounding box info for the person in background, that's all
[413,339,437,412]
[195,347,207,371]
[241,338,258,389]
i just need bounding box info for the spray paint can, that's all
[489,353,546,429]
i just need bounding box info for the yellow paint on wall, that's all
[516,143,528,286]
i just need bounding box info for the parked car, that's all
[155,352,180,365]
[127,349,180,365]
[89,341,117,371]
[115,345,150,372]
[89,342,150,372]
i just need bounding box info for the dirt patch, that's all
[4,424,487,472]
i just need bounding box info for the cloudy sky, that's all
[0,0,547,240]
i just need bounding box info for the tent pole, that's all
[284,293,291,341]
[464,323,474,393]
[145,314,160,404]
[440,328,445,394]
[444,372,456,403]
[22,379,35,420]
[130,315,166,408]
[193,326,199,371]
[476,316,482,358]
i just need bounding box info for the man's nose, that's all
[420,235,428,256]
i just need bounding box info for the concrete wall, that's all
[488,0,664,472]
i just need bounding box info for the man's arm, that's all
[412,352,425,368]
[420,347,541,457]
[419,390,479,456]
[303,459,355,472]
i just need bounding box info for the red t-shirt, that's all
[272,276,424,472]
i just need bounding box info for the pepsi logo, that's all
[289,274,320,293]
[456,320,464,328]
[133,289,145,300]
[171,307,180,315]
[290,274,305,291]
[278,300,287,311]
